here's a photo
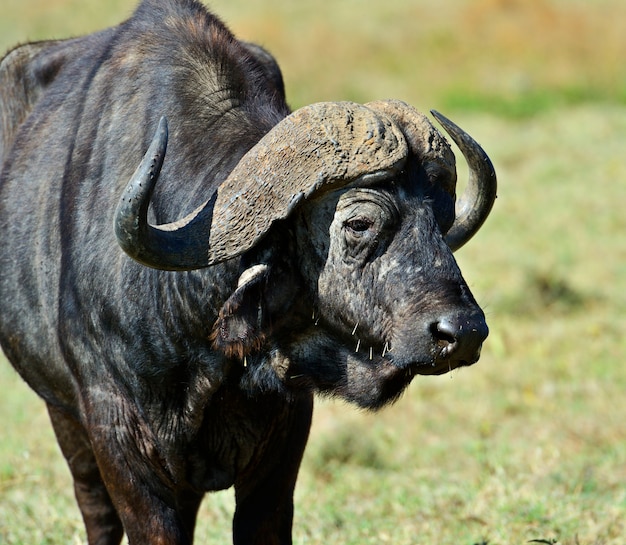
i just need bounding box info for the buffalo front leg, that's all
[82,398,194,545]
[177,489,205,542]
[47,404,124,545]
[233,394,313,545]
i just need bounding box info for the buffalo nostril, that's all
[431,319,458,346]
[430,315,488,362]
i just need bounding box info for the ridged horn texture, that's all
[115,102,408,270]
[366,100,497,252]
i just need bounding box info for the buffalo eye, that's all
[344,217,374,234]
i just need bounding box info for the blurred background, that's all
[1,1,625,543]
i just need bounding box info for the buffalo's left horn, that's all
[366,100,497,252]
[115,102,408,270]
[430,110,497,251]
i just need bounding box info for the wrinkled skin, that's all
[0,0,492,544]
[278,169,486,409]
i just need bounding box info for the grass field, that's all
[1,1,625,544]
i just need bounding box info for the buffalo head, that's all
[115,99,496,409]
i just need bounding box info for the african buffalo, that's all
[0,0,496,543]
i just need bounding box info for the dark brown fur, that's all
[0,1,489,543]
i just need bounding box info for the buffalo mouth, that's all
[411,357,476,376]
[345,327,483,377]
[348,347,479,382]
[280,317,485,409]
[329,338,481,409]
[410,339,483,375]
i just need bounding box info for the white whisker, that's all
[355,339,361,353]
[351,321,359,336]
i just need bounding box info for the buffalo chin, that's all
[337,353,418,410]
[234,329,476,410]
[243,332,418,410]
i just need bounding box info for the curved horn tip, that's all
[158,115,168,135]
[153,116,169,160]
[131,116,169,188]
[429,109,447,123]
[114,115,171,265]
[430,110,465,142]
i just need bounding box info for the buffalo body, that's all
[0,1,496,543]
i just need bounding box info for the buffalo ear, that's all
[211,265,269,360]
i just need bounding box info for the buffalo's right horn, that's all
[114,102,408,271]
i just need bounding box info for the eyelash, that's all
[345,218,373,233]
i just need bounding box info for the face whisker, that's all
[351,321,359,336]
[382,342,389,357]
[355,339,361,353]
[369,346,373,360]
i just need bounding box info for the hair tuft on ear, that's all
[210,264,269,359]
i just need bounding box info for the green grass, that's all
[1,1,626,544]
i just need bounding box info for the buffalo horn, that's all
[115,102,408,270]
[430,110,497,251]
[366,100,496,252]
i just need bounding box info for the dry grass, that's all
[1,1,625,544]
[2,0,626,113]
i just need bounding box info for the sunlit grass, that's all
[1,0,625,544]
